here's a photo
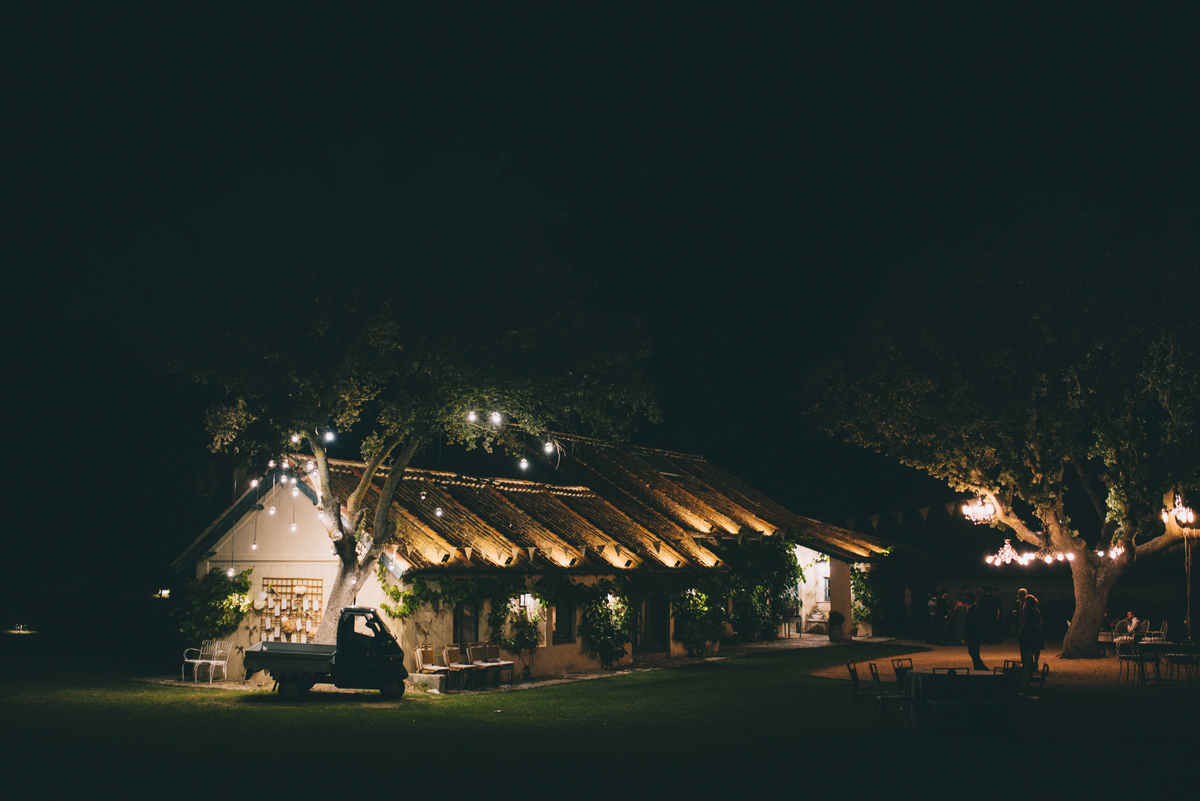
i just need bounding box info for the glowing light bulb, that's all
[490,412,502,425]
[250,479,258,488]
[1044,555,1054,564]
[290,523,297,532]
[1163,510,1171,523]
[292,487,299,496]
[350,576,357,585]
[227,567,235,578]
[544,441,554,454]
[1066,552,1075,560]
[324,431,334,442]
[269,506,276,515]
[291,434,300,443]
[434,507,444,517]
[307,461,315,472]
[419,491,427,501]
[1055,553,1065,561]
[519,458,529,470]
[268,460,276,468]
[985,556,994,564]
[467,411,477,423]
[251,542,257,550]
[1097,550,1106,557]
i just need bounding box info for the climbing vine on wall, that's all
[173,568,253,641]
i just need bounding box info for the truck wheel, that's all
[278,681,301,699]
[379,681,405,700]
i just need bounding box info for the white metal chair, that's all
[182,639,232,682]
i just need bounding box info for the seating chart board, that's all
[261,578,324,643]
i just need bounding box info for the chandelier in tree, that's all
[963,497,996,524]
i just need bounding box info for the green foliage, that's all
[129,149,659,474]
[716,535,802,641]
[577,587,637,668]
[827,610,845,627]
[850,565,881,628]
[500,611,542,680]
[807,210,1199,561]
[670,589,727,656]
[172,569,253,641]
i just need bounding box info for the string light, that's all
[324,431,335,442]
[250,479,259,488]
[227,567,235,578]
[544,441,554,454]
[291,434,300,443]
[268,460,276,469]
[490,412,502,425]
[519,458,529,470]
[435,507,444,517]
[467,411,477,423]
[269,506,276,515]
[291,523,298,532]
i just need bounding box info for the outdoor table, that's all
[903,668,1005,730]
[1131,642,1200,685]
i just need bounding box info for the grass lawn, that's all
[3,640,1195,798]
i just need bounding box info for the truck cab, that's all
[334,607,406,693]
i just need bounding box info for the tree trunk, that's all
[1061,555,1120,658]
[314,563,363,643]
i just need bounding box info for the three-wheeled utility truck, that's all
[244,606,408,699]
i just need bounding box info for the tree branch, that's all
[976,486,1047,549]
[1070,455,1109,523]
[346,431,406,519]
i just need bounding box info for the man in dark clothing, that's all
[964,591,987,670]
[926,590,938,644]
[936,591,951,645]
[979,586,1002,644]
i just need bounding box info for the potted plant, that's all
[827,610,845,640]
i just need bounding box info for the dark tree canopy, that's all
[127,146,659,640]
[807,209,1198,656]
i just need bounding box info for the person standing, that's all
[937,591,951,645]
[964,591,987,670]
[979,586,1002,644]
[926,590,939,644]
[1019,594,1045,674]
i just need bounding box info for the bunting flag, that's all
[945,502,957,517]
[845,518,856,530]
[653,541,661,554]
[464,547,473,561]
[868,515,880,530]
[892,511,904,524]
[526,547,536,559]
[597,545,606,556]
[695,537,707,549]
[918,507,930,522]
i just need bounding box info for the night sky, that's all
[11,5,1200,610]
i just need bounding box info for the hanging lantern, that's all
[324,431,335,442]
[250,478,259,488]
[227,567,235,578]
